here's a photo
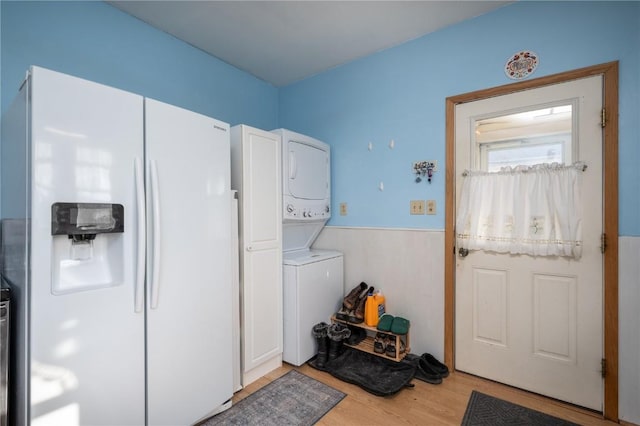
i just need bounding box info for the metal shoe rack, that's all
[331,316,410,362]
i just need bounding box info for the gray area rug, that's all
[202,370,345,425]
[462,391,580,425]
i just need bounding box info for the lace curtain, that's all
[456,162,585,259]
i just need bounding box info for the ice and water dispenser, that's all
[51,203,125,294]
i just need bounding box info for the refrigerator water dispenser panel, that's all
[51,203,125,295]
[52,202,124,239]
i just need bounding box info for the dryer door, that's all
[287,141,329,200]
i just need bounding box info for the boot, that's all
[312,322,329,368]
[343,282,368,311]
[327,323,351,362]
[354,286,374,322]
[348,286,374,323]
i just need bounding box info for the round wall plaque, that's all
[505,50,539,80]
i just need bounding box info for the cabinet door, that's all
[242,127,282,252]
[240,126,283,371]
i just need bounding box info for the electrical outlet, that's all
[426,200,436,215]
[410,200,425,215]
[340,202,348,216]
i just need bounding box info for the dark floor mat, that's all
[309,347,417,396]
[461,391,580,425]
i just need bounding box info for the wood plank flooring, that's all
[233,363,626,425]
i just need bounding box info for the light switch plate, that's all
[410,200,425,215]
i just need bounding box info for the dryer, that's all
[272,129,343,366]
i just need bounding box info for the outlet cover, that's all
[339,202,348,216]
[410,200,425,215]
[426,200,436,215]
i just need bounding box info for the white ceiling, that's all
[108,1,511,87]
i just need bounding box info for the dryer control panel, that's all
[284,198,330,220]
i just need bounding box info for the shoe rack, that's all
[331,316,410,362]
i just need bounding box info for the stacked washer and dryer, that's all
[272,129,344,367]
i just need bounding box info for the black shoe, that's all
[346,326,366,345]
[420,353,449,378]
[415,358,443,384]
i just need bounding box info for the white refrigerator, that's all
[0,66,233,426]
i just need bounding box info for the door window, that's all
[474,104,573,171]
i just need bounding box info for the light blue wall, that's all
[279,1,640,236]
[1,1,638,235]
[1,1,278,129]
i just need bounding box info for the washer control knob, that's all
[286,204,294,213]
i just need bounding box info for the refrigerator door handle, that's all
[134,158,146,313]
[149,159,162,309]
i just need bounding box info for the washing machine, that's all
[283,249,343,366]
[272,129,344,366]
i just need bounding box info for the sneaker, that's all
[385,337,397,358]
[373,333,386,354]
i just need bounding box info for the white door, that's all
[455,76,603,410]
[29,67,146,426]
[232,125,282,373]
[145,99,233,425]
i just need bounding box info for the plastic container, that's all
[365,290,386,327]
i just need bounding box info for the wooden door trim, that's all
[444,62,619,421]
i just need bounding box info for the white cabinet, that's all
[230,125,282,386]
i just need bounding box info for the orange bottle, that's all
[365,291,386,327]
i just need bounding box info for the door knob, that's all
[458,247,469,258]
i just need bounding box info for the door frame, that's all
[444,62,619,421]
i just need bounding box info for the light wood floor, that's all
[234,363,627,426]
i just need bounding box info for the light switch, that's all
[410,200,425,215]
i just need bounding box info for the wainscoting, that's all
[313,226,445,359]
